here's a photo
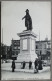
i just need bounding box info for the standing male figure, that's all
[29,61,32,69]
[22,9,32,30]
[38,58,43,70]
[11,60,15,72]
[21,61,26,69]
[34,58,38,73]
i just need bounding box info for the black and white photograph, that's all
[1,1,51,80]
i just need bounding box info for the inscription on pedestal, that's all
[23,39,27,50]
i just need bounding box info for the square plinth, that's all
[17,30,37,62]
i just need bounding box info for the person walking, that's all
[34,58,38,73]
[11,60,15,72]
[21,61,26,69]
[38,58,43,70]
[29,61,32,69]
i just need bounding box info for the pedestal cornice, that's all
[17,30,37,38]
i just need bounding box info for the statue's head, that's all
[25,9,29,14]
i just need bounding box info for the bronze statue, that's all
[22,9,32,30]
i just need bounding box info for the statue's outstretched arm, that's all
[22,16,26,20]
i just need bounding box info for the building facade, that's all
[1,44,11,60]
[35,39,51,60]
[11,39,20,59]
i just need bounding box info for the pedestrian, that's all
[21,61,26,69]
[34,58,38,73]
[11,60,15,72]
[29,61,32,69]
[38,59,43,70]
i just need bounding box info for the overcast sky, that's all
[1,1,51,46]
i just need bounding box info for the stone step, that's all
[17,53,37,62]
[17,57,31,62]
[15,69,35,73]
[18,53,36,56]
[17,54,31,58]
[2,68,36,73]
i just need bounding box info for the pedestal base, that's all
[17,30,38,71]
[15,61,37,73]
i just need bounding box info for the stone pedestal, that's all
[17,30,37,70]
